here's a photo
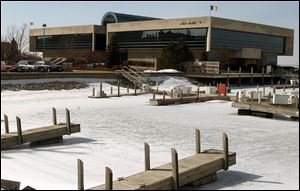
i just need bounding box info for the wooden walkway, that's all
[1,108,81,150]
[89,150,235,190]
[232,101,299,118]
[149,94,231,106]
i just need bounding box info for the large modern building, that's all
[29,12,294,71]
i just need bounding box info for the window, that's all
[113,28,207,49]
[211,28,285,54]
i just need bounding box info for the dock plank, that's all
[89,149,236,190]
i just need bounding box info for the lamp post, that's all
[42,24,47,61]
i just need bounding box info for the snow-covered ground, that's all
[1,77,299,190]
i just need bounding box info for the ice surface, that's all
[1,77,299,190]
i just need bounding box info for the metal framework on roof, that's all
[101,12,161,26]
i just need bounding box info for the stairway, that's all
[120,65,155,90]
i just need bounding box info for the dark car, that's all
[32,61,50,72]
[10,60,36,72]
[45,62,65,72]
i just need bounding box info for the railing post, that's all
[16,116,23,145]
[65,108,71,135]
[156,81,159,92]
[180,90,183,103]
[171,148,179,190]
[144,143,150,171]
[110,86,113,95]
[171,89,174,98]
[134,82,137,95]
[92,87,95,96]
[223,133,229,170]
[195,129,201,154]
[100,83,103,97]
[4,114,9,134]
[127,86,129,94]
[153,92,156,100]
[77,159,84,190]
[105,167,113,190]
[163,91,166,103]
[197,84,200,102]
[52,107,57,125]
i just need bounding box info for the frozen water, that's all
[1,77,299,190]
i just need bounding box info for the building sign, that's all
[179,21,202,25]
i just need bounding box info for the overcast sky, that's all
[1,1,299,67]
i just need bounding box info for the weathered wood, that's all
[105,167,113,190]
[144,143,150,171]
[232,102,299,118]
[127,86,129,94]
[236,91,239,103]
[4,114,9,134]
[100,83,103,94]
[223,133,229,170]
[1,124,80,150]
[65,108,71,135]
[78,159,84,190]
[197,84,200,101]
[16,117,23,145]
[163,91,166,103]
[89,149,236,190]
[117,82,120,97]
[171,89,174,98]
[134,82,137,95]
[110,86,113,95]
[153,93,156,100]
[180,90,183,103]
[196,129,201,154]
[171,148,179,190]
[52,108,57,125]
[92,88,95,96]
[258,92,261,104]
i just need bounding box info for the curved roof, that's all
[101,12,161,26]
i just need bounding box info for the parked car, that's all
[45,62,65,72]
[10,60,36,72]
[32,61,50,72]
[1,61,16,72]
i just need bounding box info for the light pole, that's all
[42,24,47,61]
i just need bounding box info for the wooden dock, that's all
[149,94,231,106]
[1,108,81,150]
[72,130,236,190]
[232,101,299,118]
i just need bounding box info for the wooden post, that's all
[4,114,9,134]
[127,86,129,94]
[16,116,23,145]
[222,133,229,170]
[92,88,95,96]
[227,66,230,73]
[251,91,254,101]
[171,148,179,190]
[171,89,174,98]
[156,81,159,92]
[52,107,57,125]
[283,85,286,92]
[262,67,265,85]
[187,88,190,97]
[263,86,266,96]
[163,91,166,103]
[77,159,84,190]
[65,108,71,135]
[273,86,276,94]
[134,82,137,95]
[144,143,150,171]
[251,67,253,85]
[268,92,272,102]
[100,83,103,97]
[195,129,201,154]
[117,81,120,97]
[180,90,183,103]
[238,67,242,86]
[235,91,239,103]
[105,167,113,190]
[197,84,200,102]
[110,86,113,95]
[227,74,229,87]
[153,92,156,100]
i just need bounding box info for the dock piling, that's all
[77,159,84,190]
[156,82,159,92]
[222,133,229,170]
[153,93,156,100]
[52,107,57,125]
[235,91,239,103]
[92,88,95,96]
[100,83,103,97]
[144,143,150,171]
[180,90,183,103]
[196,129,201,154]
[134,82,137,95]
[163,91,166,103]
[105,167,113,190]
[110,86,113,95]
[65,108,71,135]
[4,114,9,134]
[127,86,129,94]
[171,89,174,98]
[117,82,120,97]
[258,92,261,104]
[16,116,23,145]
[171,148,179,190]
[197,84,200,101]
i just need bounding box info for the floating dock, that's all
[83,131,236,190]
[232,101,299,119]
[149,94,231,106]
[1,108,80,150]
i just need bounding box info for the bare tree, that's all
[5,23,29,53]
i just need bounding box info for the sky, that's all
[1,1,299,67]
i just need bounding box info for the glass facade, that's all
[211,28,285,54]
[114,28,207,49]
[36,34,92,51]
